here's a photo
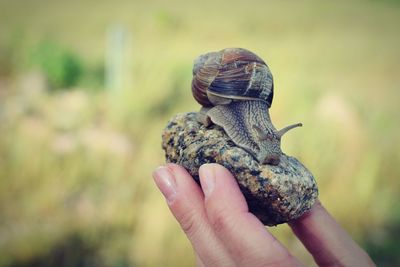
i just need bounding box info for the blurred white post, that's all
[105,25,133,93]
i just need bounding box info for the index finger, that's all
[289,200,375,267]
[199,164,302,267]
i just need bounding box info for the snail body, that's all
[192,48,301,165]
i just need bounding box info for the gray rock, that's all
[162,112,318,226]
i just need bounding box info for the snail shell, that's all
[192,48,274,107]
[192,48,301,165]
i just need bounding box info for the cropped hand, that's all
[153,163,375,267]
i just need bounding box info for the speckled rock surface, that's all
[162,112,318,226]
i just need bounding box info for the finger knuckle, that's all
[210,208,236,235]
[178,208,200,237]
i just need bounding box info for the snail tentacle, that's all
[276,123,303,138]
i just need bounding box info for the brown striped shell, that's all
[192,48,274,108]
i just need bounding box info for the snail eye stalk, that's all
[276,123,303,138]
[252,125,271,141]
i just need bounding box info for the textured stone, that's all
[162,112,318,226]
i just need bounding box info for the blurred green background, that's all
[0,0,399,266]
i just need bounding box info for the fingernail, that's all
[153,166,177,204]
[199,164,215,198]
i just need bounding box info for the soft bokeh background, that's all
[0,0,399,266]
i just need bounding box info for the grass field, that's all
[0,0,399,266]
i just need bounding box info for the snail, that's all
[192,48,302,165]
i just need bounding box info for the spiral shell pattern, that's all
[192,48,274,107]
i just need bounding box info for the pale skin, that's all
[153,163,376,267]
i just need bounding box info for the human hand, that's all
[153,163,375,267]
